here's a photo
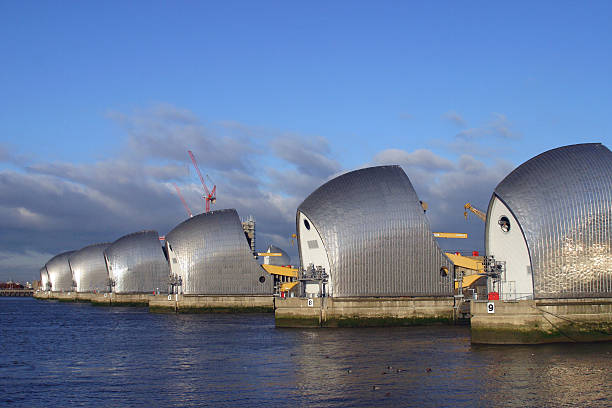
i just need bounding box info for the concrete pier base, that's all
[34,291,162,306]
[39,292,78,301]
[148,295,275,313]
[471,298,612,344]
[275,297,455,328]
[74,293,102,302]
[94,293,158,306]
[34,292,106,302]
[33,291,51,300]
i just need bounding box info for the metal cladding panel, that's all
[40,267,49,290]
[297,165,453,297]
[105,231,169,294]
[265,245,291,266]
[69,243,111,293]
[165,209,272,295]
[491,143,612,299]
[45,251,75,292]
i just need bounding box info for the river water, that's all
[1,297,610,407]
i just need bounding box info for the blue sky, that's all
[1,1,611,281]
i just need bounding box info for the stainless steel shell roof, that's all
[297,165,453,297]
[264,245,291,266]
[490,143,612,299]
[45,251,75,292]
[165,209,272,295]
[104,230,169,294]
[40,267,49,290]
[69,243,111,293]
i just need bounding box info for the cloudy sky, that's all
[1,2,611,281]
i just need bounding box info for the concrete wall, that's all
[35,291,158,306]
[92,293,155,306]
[471,298,612,344]
[34,291,274,311]
[275,297,455,327]
[149,295,274,313]
[33,291,51,300]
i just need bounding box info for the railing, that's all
[498,280,533,301]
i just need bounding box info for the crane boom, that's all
[187,150,216,212]
[433,232,468,239]
[188,150,211,197]
[173,183,193,218]
[464,203,486,222]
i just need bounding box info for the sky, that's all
[1,1,611,281]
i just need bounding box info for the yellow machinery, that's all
[433,232,468,239]
[261,264,298,278]
[262,264,299,295]
[445,252,483,273]
[445,252,485,291]
[464,203,486,222]
[454,274,485,290]
[257,252,283,257]
[280,281,299,292]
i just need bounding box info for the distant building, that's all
[104,231,169,294]
[69,243,111,293]
[45,251,75,292]
[486,143,612,300]
[296,165,453,297]
[165,209,273,295]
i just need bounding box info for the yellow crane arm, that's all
[464,203,486,222]
[261,264,298,278]
[280,281,299,292]
[445,253,484,272]
[433,232,468,239]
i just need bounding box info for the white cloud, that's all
[443,110,467,127]
[373,148,455,172]
[0,249,56,281]
[456,112,521,141]
[271,135,340,178]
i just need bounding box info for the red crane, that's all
[173,183,193,218]
[187,150,216,213]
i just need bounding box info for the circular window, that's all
[259,276,266,283]
[440,266,449,277]
[304,219,311,230]
[498,216,511,233]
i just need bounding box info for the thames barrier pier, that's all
[275,297,454,328]
[275,165,457,327]
[471,143,612,343]
[148,295,274,313]
[471,299,612,344]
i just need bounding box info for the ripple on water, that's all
[1,298,611,407]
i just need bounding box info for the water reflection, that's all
[1,298,611,407]
[472,344,612,407]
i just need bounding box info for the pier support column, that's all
[470,298,612,344]
[275,297,455,327]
